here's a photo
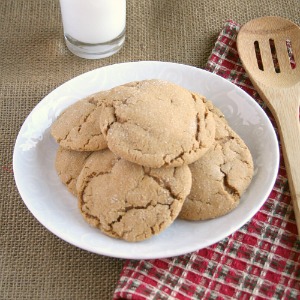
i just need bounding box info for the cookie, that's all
[205,99,227,123]
[179,110,254,220]
[76,149,192,242]
[99,80,216,168]
[55,146,92,196]
[51,94,107,151]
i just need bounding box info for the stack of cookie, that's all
[51,80,253,242]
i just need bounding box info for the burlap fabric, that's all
[1,1,299,299]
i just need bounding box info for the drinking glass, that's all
[59,0,126,59]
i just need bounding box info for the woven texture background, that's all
[1,1,299,299]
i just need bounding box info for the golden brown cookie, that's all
[179,110,254,220]
[99,80,216,168]
[55,146,92,196]
[51,94,107,151]
[76,149,192,242]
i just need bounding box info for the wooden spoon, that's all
[237,16,300,233]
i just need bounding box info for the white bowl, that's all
[13,61,279,259]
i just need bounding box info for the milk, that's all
[59,0,126,44]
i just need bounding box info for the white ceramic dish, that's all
[13,61,279,259]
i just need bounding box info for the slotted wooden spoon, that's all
[237,16,300,233]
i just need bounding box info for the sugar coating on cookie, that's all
[51,94,107,151]
[179,112,254,221]
[99,80,216,168]
[55,147,92,196]
[76,149,192,242]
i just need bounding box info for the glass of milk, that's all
[59,0,126,59]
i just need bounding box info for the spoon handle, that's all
[263,87,300,233]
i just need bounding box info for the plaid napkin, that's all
[113,21,300,300]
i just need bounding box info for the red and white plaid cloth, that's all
[113,20,300,300]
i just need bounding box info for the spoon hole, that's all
[269,39,280,73]
[254,41,264,71]
[286,39,296,69]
